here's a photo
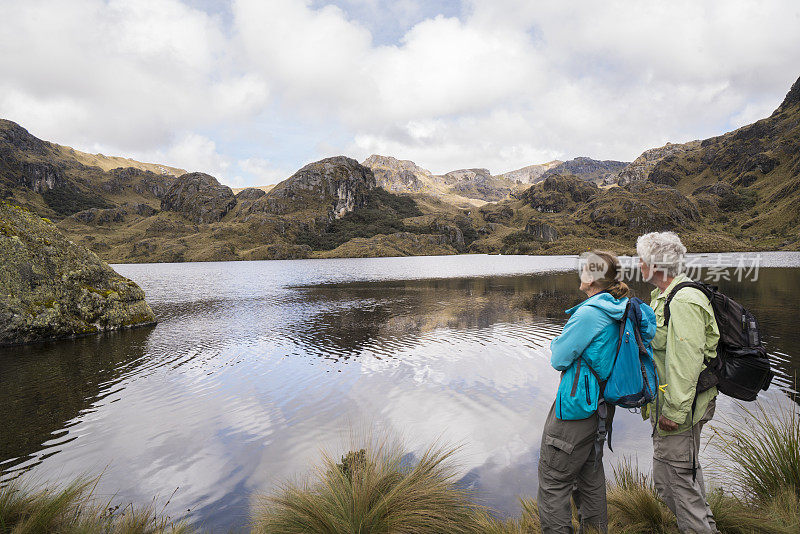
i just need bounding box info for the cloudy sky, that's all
[1,0,799,187]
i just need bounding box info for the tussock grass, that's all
[607,459,675,534]
[252,440,484,534]
[713,402,800,502]
[0,476,193,534]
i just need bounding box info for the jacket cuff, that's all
[661,403,689,425]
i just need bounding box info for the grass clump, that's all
[607,459,675,534]
[0,476,193,534]
[252,440,484,534]
[713,402,800,502]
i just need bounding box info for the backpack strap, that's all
[584,361,614,462]
[663,281,713,324]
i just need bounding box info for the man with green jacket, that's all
[637,232,719,534]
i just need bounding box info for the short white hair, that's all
[636,232,687,277]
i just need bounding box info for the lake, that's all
[1,253,799,531]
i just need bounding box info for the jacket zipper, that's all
[585,375,591,405]
[570,358,582,397]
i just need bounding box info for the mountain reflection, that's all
[292,274,584,361]
[0,327,154,475]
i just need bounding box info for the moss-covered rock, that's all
[0,201,156,346]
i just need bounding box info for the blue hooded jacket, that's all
[550,292,629,420]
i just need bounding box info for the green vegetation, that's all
[0,477,191,534]
[41,185,112,217]
[296,189,423,251]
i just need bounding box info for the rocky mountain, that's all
[626,74,800,243]
[2,73,799,264]
[497,161,563,184]
[438,168,519,202]
[0,201,155,345]
[616,141,701,186]
[540,157,629,185]
[363,155,433,194]
[0,119,184,219]
[362,155,521,205]
[161,172,237,223]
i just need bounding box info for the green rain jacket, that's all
[645,273,719,436]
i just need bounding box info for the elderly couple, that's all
[537,231,719,534]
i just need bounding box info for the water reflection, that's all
[0,255,798,532]
[0,327,154,474]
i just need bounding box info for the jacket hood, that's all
[565,292,628,321]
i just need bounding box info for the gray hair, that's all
[636,232,687,277]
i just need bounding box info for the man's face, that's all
[639,258,653,283]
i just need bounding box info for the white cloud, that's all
[0,0,268,152]
[1,0,799,183]
[127,133,233,183]
[237,158,287,185]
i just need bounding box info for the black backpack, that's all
[664,281,773,401]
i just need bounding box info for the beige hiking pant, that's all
[538,402,609,534]
[652,399,718,534]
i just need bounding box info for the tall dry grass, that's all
[0,476,193,534]
[251,440,484,534]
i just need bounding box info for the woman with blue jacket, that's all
[537,251,650,534]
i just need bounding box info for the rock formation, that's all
[160,172,237,223]
[0,201,156,346]
[258,156,376,220]
[362,155,433,194]
[498,161,563,184]
[615,141,701,186]
[541,157,628,185]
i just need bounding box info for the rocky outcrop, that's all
[541,157,628,185]
[616,141,700,186]
[497,161,562,184]
[441,168,514,202]
[362,155,432,194]
[577,182,699,230]
[160,172,236,223]
[107,167,177,199]
[525,219,559,241]
[259,156,376,220]
[0,202,156,346]
[0,119,50,155]
[519,175,599,213]
[67,203,157,225]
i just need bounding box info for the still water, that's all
[1,253,799,531]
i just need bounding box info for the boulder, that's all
[0,202,156,346]
[160,172,236,223]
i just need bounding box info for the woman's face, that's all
[579,266,594,294]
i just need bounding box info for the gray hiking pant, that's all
[538,402,609,534]
[652,399,718,534]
